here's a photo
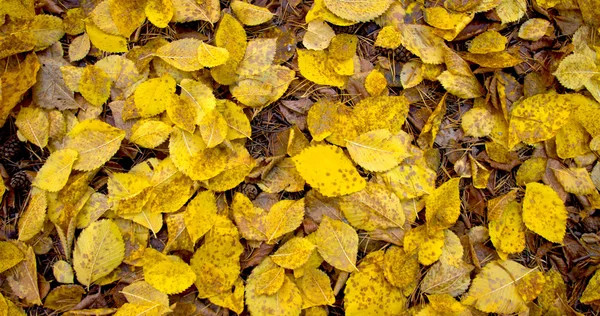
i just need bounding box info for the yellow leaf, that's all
[107,172,152,202]
[231,192,267,240]
[365,69,387,96]
[195,42,229,68]
[147,157,196,214]
[468,30,507,53]
[190,216,243,297]
[383,246,420,288]
[421,259,473,296]
[73,219,125,286]
[538,269,572,314]
[346,129,412,172]
[375,25,402,48]
[121,281,171,315]
[6,242,41,305]
[130,119,172,149]
[496,0,526,23]
[523,183,567,243]
[52,260,74,284]
[69,33,90,62]
[344,251,406,315]
[145,0,173,28]
[231,65,295,107]
[169,128,227,180]
[63,8,85,35]
[155,38,203,71]
[265,199,305,244]
[515,269,545,302]
[297,49,348,88]
[399,24,445,64]
[0,0,35,21]
[516,157,546,186]
[164,212,194,253]
[303,19,336,50]
[208,278,245,314]
[314,216,358,272]
[64,119,126,171]
[179,78,216,123]
[134,74,176,118]
[171,0,219,23]
[489,199,526,257]
[378,162,436,199]
[15,106,49,148]
[296,268,335,308]
[0,53,40,126]
[230,0,273,26]
[258,157,306,193]
[184,190,218,243]
[462,107,493,137]
[270,237,316,269]
[293,144,366,197]
[556,117,592,159]
[166,95,196,133]
[426,177,461,232]
[122,209,163,235]
[143,248,196,294]
[461,51,523,68]
[323,0,394,22]
[220,99,251,140]
[424,7,472,31]
[108,0,146,37]
[246,262,302,316]
[437,71,485,99]
[470,156,491,189]
[306,0,355,26]
[252,259,285,295]
[553,53,597,90]
[353,95,410,135]
[401,60,424,89]
[518,18,550,41]
[211,14,247,85]
[203,142,256,191]
[553,167,596,195]
[418,93,447,148]
[404,225,444,265]
[85,20,128,53]
[33,149,78,192]
[462,260,536,314]
[79,65,112,106]
[0,241,24,274]
[198,109,227,148]
[237,38,277,77]
[508,93,574,149]
[581,269,600,304]
[340,182,406,230]
[18,189,47,242]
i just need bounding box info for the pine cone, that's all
[330,23,362,34]
[0,136,21,160]
[374,45,415,63]
[10,171,30,189]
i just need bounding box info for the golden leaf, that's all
[198,109,228,148]
[314,216,358,272]
[15,106,49,148]
[270,237,316,269]
[323,0,394,22]
[0,53,40,126]
[184,190,218,243]
[130,119,172,149]
[496,0,526,23]
[346,129,412,172]
[296,268,335,308]
[401,60,424,89]
[220,99,251,140]
[344,251,406,315]
[231,192,267,240]
[399,24,445,64]
[384,246,420,288]
[108,172,151,202]
[489,199,526,257]
[203,142,256,191]
[171,0,219,23]
[437,71,485,99]
[33,149,78,192]
[306,0,355,26]
[553,167,596,195]
[365,69,388,96]
[154,38,203,71]
[426,178,461,232]
[0,241,24,274]
[265,199,305,244]
[580,269,600,304]
[462,260,537,314]
[44,285,85,312]
[196,42,229,68]
[404,225,444,265]
[461,51,523,68]
[538,269,573,314]
[208,278,245,314]
[553,53,597,90]
[293,144,366,197]
[507,93,574,149]
[64,119,125,171]
[211,14,247,85]
[79,65,112,106]
[522,182,567,243]
[145,0,174,28]
[52,260,74,284]
[421,259,473,296]
[246,263,302,316]
[556,117,592,159]
[190,216,243,297]
[297,49,348,88]
[69,33,91,62]
[469,30,507,53]
[462,107,494,137]
[518,18,551,41]
[231,0,273,25]
[378,162,437,199]
[121,281,171,315]
[375,25,402,48]
[73,219,125,286]
[134,74,176,118]
[516,157,546,186]
[303,19,336,50]
[85,20,128,53]
[340,182,406,231]
[143,248,196,294]
[418,93,447,148]
[108,0,146,37]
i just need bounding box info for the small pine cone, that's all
[394,45,415,63]
[10,171,30,189]
[0,136,21,160]
[330,23,361,34]
[241,183,259,200]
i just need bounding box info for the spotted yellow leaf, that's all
[33,149,78,192]
[64,119,126,171]
[314,216,358,272]
[270,237,316,269]
[522,183,567,243]
[323,0,394,22]
[143,248,196,294]
[134,74,176,118]
[230,0,273,26]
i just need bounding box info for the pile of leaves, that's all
[1,0,600,314]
